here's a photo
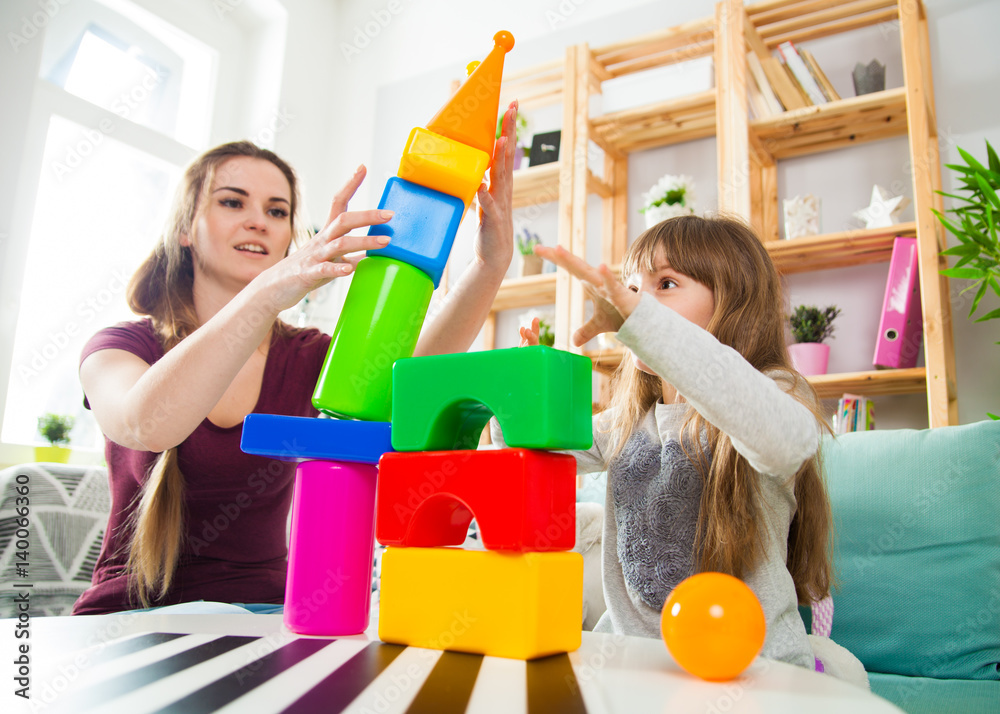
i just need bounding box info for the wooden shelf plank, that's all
[751,87,907,159]
[809,367,926,399]
[591,90,716,153]
[767,221,917,273]
[511,163,561,209]
[511,163,612,209]
[585,348,927,401]
[491,273,556,312]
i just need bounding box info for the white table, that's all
[1,613,903,713]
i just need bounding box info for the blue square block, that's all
[240,414,392,464]
[367,177,465,287]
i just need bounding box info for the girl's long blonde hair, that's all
[605,214,832,605]
[124,141,304,607]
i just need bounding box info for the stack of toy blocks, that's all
[239,32,515,637]
[377,346,593,659]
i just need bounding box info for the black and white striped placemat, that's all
[36,631,589,714]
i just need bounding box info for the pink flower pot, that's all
[788,342,830,376]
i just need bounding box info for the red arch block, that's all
[376,448,575,552]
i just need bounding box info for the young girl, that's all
[508,215,864,682]
[74,103,518,615]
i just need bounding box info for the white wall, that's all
[324,0,1000,428]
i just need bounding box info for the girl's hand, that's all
[519,317,540,347]
[253,165,392,312]
[534,245,641,346]
[472,100,517,271]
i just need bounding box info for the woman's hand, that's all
[534,245,640,346]
[519,316,540,346]
[253,165,392,313]
[472,100,517,272]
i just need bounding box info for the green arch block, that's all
[391,345,593,451]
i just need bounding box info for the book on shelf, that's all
[759,55,809,111]
[799,47,841,102]
[776,41,827,105]
[747,80,769,119]
[833,393,875,434]
[874,237,923,369]
[746,51,783,116]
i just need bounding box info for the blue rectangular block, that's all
[366,177,466,287]
[240,414,392,464]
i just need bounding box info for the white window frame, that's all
[0,0,287,466]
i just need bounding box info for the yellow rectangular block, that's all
[378,547,582,660]
[397,127,491,206]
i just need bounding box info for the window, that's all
[1,0,215,451]
[0,0,288,458]
[1,115,179,449]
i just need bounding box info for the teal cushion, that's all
[869,672,1000,714]
[822,420,1000,680]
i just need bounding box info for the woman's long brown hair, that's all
[124,141,304,607]
[604,214,832,605]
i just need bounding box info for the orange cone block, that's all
[426,30,515,156]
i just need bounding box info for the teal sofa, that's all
[818,420,1000,713]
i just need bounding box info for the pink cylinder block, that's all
[284,460,378,636]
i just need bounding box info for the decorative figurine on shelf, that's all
[516,228,542,276]
[852,59,886,96]
[788,304,841,376]
[853,185,910,229]
[782,194,821,239]
[528,130,560,167]
[640,173,696,229]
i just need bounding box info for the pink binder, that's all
[873,237,923,369]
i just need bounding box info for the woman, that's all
[73,103,518,614]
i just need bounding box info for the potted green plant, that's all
[36,413,74,463]
[933,139,1000,419]
[516,228,542,277]
[536,317,555,347]
[496,110,530,170]
[788,305,841,376]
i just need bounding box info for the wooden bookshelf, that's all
[481,0,956,426]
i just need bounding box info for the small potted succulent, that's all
[788,305,841,376]
[516,228,543,277]
[36,412,74,463]
[640,174,696,229]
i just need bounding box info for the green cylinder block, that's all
[312,257,433,421]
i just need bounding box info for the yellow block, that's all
[397,127,491,206]
[378,547,582,660]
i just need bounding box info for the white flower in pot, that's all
[640,174,696,229]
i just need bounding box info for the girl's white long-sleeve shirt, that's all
[494,293,820,669]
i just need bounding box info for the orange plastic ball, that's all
[660,572,766,681]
